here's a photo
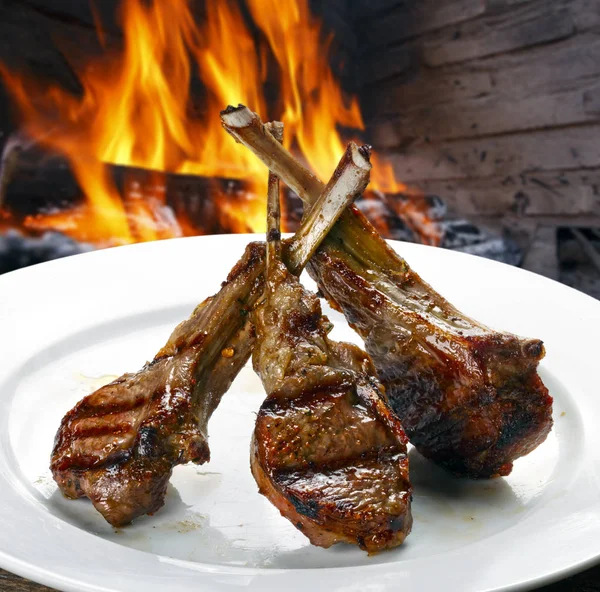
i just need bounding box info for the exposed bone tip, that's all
[220,104,244,116]
[351,143,373,170]
[220,104,254,128]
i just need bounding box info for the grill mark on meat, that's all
[289,495,320,519]
[69,422,136,439]
[251,253,412,552]
[53,447,132,473]
[74,403,146,420]
[271,446,406,476]
[71,390,149,418]
[261,381,355,413]
[51,242,265,526]
[136,427,163,457]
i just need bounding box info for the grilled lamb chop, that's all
[250,124,411,553]
[308,241,552,478]
[51,249,262,526]
[221,105,553,479]
[51,122,365,527]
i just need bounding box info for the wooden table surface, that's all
[3,563,600,591]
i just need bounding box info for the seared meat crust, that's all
[219,104,553,479]
[308,235,553,478]
[51,243,263,525]
[251,260,412,553]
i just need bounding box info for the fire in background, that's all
[0,0,410,246]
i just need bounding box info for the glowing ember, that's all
[0,0,421,245]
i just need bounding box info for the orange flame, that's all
[0,0,416,245]
[246,0,364,182]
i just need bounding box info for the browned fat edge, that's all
[311,249,388,315]
[224,241,265,284]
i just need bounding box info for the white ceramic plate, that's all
[0,234,599,592]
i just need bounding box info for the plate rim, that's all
[1,234,599,592]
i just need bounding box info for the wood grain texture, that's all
[364,0,486,49]
[358,0,600,219]
[370,86,600,142]
[414,169,600,217]
[0,569,56,591]
[422,0,575,66]
[378,125,600,181]
[364,33,600,115]
[365,32,600,137]
[363,69,493,117]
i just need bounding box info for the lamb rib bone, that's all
[50,123,369,526]
[221,104,553,478]
[250,127,412,552]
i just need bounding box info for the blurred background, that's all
[0,0,598,297]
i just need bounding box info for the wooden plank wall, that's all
[355,0,600,237]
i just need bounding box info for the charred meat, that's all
[51,119,364,527]
[308,237,552,478]
[51,246,262,526]
[221,105,553,479]
[250,127,412,553]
